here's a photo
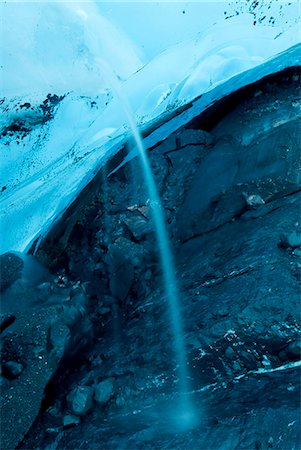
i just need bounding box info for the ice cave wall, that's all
[0,1,300,253]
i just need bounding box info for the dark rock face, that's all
[2,69,300,449]
[0,252,24,292]
[0,272,93,449]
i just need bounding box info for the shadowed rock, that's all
[0,252,24,292]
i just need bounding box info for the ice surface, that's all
[1,2,142,96]
[0,1,300,253]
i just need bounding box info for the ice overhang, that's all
[0,43,300,254]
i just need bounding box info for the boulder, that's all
[292,248,301,257]
[48,289,92,362]
[116,395,126,407]
[67,386,94,416]
[109,237,144,268]
[125,215,153,241]
[63,414,81,429]
[286,338,301,358]
[279,231,301,249]
[242,192,265,209]
[239,351,258,370]
[94,378,115,404]
[154,134,177,154]
[225,346,235,360]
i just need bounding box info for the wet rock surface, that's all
[1,69,300,449]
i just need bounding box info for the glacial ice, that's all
[0,1,300,253]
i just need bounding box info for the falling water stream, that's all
[96,60,194,425]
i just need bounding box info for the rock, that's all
[0,252,24,292]
[89,355,103,368]
[209,320,232,338]
[17,65,301,450]
[116,396,126,407]
[37,281,52,292]
[48,322,71,360]
[94,378,114,404]
[278,350,288,361]
[153,134,177,154]
[109,237,143,268]
[232,361,242,371]
[0,313,16,333]
[279,231,301,249]
[242,192,265,209]
[47,405,61,417]
[63,414,81,429]
[124,216,153,241]
[217,307,229,318]
[98,306,111,315]
[109,263,134,301]
[286,338,301,358]
[239,351,258,370]
[67,386,94,416]
[175,139,242,241]
[137,205,151,219]
[45,427,60,436]
[48,295,92,362]
[108,237,144,301]
[261,355,271,367]
[176,128,213,148]
[225,346,235,360]
[69,283,83,299]
[145,269,152,281]
[2,361,24,379]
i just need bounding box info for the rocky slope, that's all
[1,67,300,449]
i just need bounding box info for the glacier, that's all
[0,0,300,253]
[1,3,301,448]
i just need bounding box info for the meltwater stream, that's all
[97,60,194,425]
